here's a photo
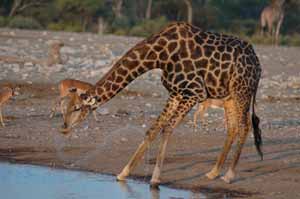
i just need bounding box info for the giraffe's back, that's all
[157,22,261,101]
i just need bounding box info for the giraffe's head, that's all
[60,88,99,134]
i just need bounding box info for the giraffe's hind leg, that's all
[206,99,238,180]
[222,103,251,183]
[150,97,198,187]
[117,93,182,181]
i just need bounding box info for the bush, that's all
[8,16,42,29]
[230,19,257,36]
[129,16,168,37]
[48,22,82,32]
[281,34,300,46]
[246,33,274,45]
[0,16,8,27]
[111,17,131,32]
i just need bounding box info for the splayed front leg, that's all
[149,97,197,188]
[206,167,220,180]
[117,94,182,182]
[117,130,158,181]
[150,128,172,188]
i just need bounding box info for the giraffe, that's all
[63,22,263,186]
[260,0,285,45]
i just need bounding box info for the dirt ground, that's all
[0,31,300,198]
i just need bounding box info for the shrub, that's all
[113,29,128,36]
[281,34,300,46]
[8,16,42,29]
[48,22,82,32]
[230,19,257,36]
[246,33,274,45]
[129,16,168,37]
[111,17,131,32]
[0,16,8,27]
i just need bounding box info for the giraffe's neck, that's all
[93,40,160,105]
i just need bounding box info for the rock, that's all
[150,114,156,119]
[98,108,110,115]
[95,60,109,67]
[24,62,34,67]
[61,47,76,54]
[83,125,89,130]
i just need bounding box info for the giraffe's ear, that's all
[69,87,77,93]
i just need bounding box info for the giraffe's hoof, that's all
[221,170,235,184]
[150,181,160,189]
[205,170,219,180]
[116,174,127,181]
[221,176,233,184]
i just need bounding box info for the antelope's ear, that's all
[69,87,77,93]
[80,93,88,100]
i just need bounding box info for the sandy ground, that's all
[0,30,300,198]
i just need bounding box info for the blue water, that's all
[0,162,206,199]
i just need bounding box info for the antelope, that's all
[193,99,225,129]
[50,79,98,121]
[0,85,20,127]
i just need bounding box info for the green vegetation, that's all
[0,0,300,45]
[8,16,42,29]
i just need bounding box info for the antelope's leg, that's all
[150,97,197,187]
[193,104,201,130]
[0,107,5,127]
[117,94,182,181]
[92,111,99,121]
[49,97,61,118]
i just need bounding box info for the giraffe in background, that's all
[260,0,285,45]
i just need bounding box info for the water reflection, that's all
[0,162,206,199]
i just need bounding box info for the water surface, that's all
[0,162,206,199]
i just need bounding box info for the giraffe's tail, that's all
[251,83,263,160]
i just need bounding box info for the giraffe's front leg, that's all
[150,128,172,187]
[150,97,197,188]
[117,94,182,181]
[117,125,160,181]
